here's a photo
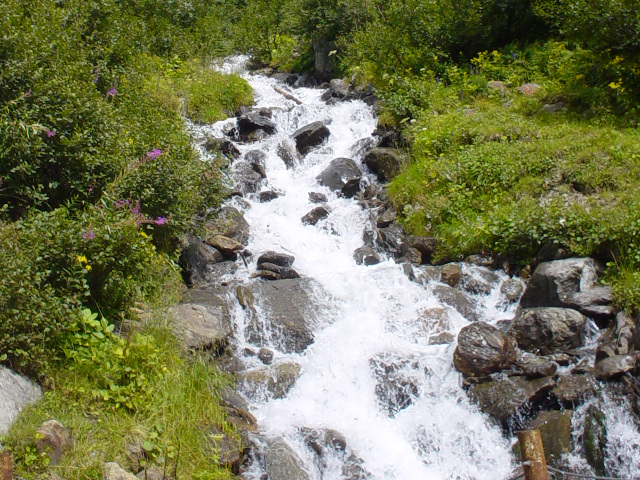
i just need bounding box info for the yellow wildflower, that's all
[140,231,148,238]
[85,265,92,271]
[77,255,88,264]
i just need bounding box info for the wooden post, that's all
[517,429,549,480]
[0,452,12,480]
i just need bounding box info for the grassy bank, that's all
[1,0,252,477]
[382,43,640,313]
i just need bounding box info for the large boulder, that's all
[378,223,408,258]
[257,262,301,280]
[292,122,331,155]
[551,374,597,406]
[0,366,43,435]
[205,235,245,260]
[528,410,573,464]
[203,207,250,246]
[238,362,303,399]
[178,234,225,287]
[248,278,320,353]
[265,438,312,480]
[301,206,331,226]
[317,158,362,198]
[432,285,480,322]
[596,311,634,361]
[508,307,586,355]
[468,376,556,429]
[454,322,516,377]
[257,251,295,268]
[36,419,72,465]
[237,112,277,136]
[353,246,381,266]
[594,355,636,380]
[519,258,614,323]
[168,303,232,351]
[232,161,264,195]
[364,148,407,182]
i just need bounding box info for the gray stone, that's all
[258,348,274,365]
[220,387,250,411]
[203,207,250,246]
[594,355,636,380]
[178,235,224,287]
[454,322,516,377]
[232,161,264,195]
[313,38,338,82]
[265,438,311,480]
[440,263,462,287]
[136,468,168,480]
[257,251,295,268]
[466,255,495,268]
[258,190,281,203]
[277,140,300,168]
[520,258,614,323]
[248,278,320,353]
[551,374,597,406]
[376,209,397,228]
[257,262,300,280]
[238,363,303,399]
[237,112,277,136]
[364,148,407,181]
[292,122,331,155]
[429,332,455,345]
[432,285,480,322]
[354,246,381,266]
[596,311,634,361]
[317,158,362,198]
[103,462,138,480]
[370,352,422,417]
[203,136,240,159]
[236,285,255,310]
[309,192,328,204]
[528,410,573,464]
[460,269,500,296]
[301,206,331,226]
[584,405,607,476]
[541,102,564,114]
[205,235,245,259]
[169,303,232,351]
[508,308,586,355]
[500,279,524,303]
[403,247,422,265]
[468,376,556,428]
[515,351,558,378]
[517,83,542,96]
[0,366,42,435]
[487,81,506,91]
[408,236,439,264]
[378,223,407,258]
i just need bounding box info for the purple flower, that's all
[155,217,167,225]
[46,130,56,138]
[512,52,517,61]
[83,230,95,241]
[106,88,117,97]
[146,148,162,160]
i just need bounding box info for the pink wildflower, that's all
[146,148,162,160]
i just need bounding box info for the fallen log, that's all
[273,85,303,105]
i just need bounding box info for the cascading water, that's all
[188,57,640,480]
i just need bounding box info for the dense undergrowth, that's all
[1,0,251,477]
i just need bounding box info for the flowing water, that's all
[188,57,640,480]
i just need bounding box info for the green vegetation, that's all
[1,0,252,477]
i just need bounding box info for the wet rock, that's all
[253,270,282,281]
[454,322,516,377]
[258,348,274,365]
[551,374,597,406]
[206,429,247,472]
[246,149,267,165]
[313,38,339,82]
[353,246,381,266]
[258,190,281,202]
[272,72,298,85]
[418,306,450,334]
[104,462,138,480]
[225,406,259,434]
[408,236,439,264]
[517,83,542,96]
[238,362,303,399]
[515,351,558,378]
[596,311,634,361]
[265,438,311,480]
[205,235,245,260]
[350,137,377,159]
[257,251,295,268]
[520,258,614,323]
[500,279,524,303]
[204,207,251,246]
[309,192,328,204]
[584,405,607,476]
[376,209,397,228]
[257,262,301,280]
[237,112,277,136]
[220,387,250,411]
[300,427,347,457]
[440,263,461,287]
[528,410,573,464]
[301,205,331,225]
[36,419,72,465]
[0,366,43,435]
[203,136,240,159]
[178,235,225,287]
[370,352,422,417]
[459,269,500,295]
[342,453,370,480]
[432,285,480,322]
[468,376,556,428]
[403,247,422,265]
[364,147,407,182]
[169,303,232,351]
[208,261,239,279]
[277,140,300,168]
[248,278,319,353]
[466,254,495,268]
[233,161,264,195]
[317,157,362,198]
[328,79,351,99]
[594,355,636,380]
[378,223,407,258]
[292,122,331,155]
[236,286,255,310]
[429,332,455,345]
[508,307,586,355]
